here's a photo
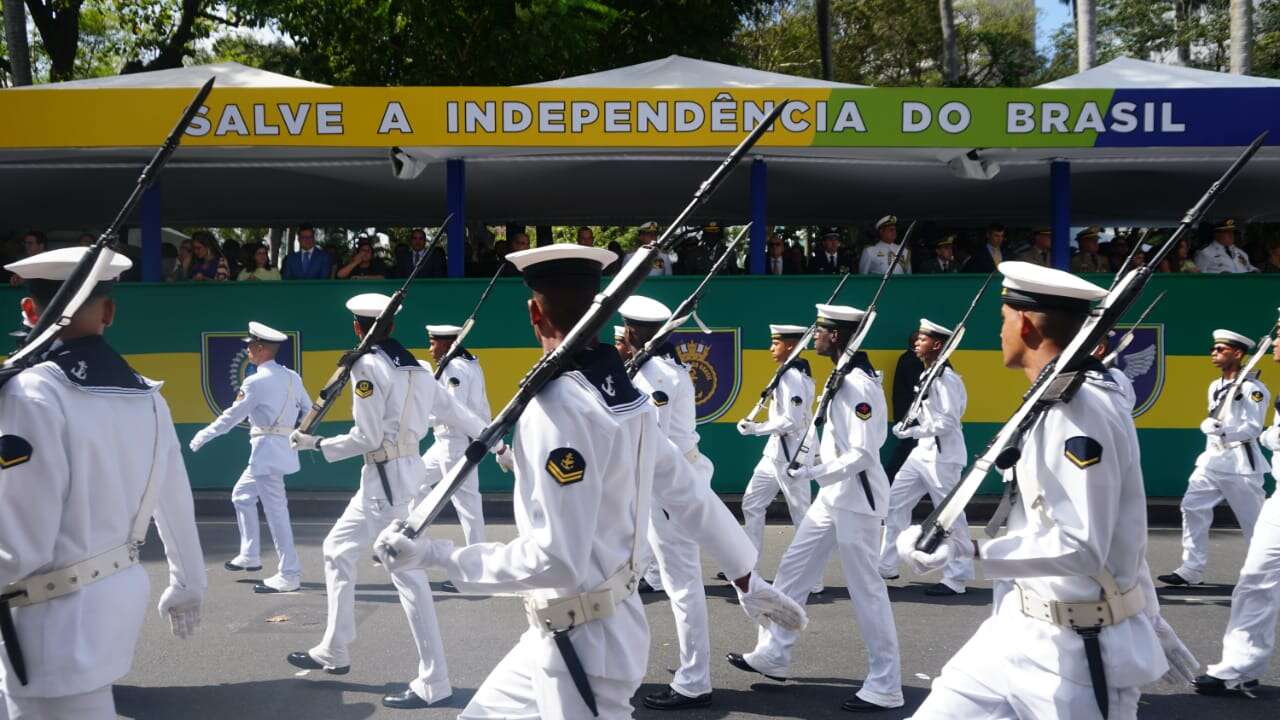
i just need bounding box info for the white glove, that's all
[373,521,455,573]
[157,584,203,639]
[736,420,765,437]
[896,525,973,576]
[290,429,321,451]
[188,433,207,453]
[1199,418,1224,436]
[1260,424,1280,452]
[735,573,807,632]
[892,421,923,440]
[786,464,816,483]
[1151,613,1199,686]
[494,442,515,473]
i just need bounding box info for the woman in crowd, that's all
[188,231,230,281]
[335,236,389,279]
[238,243,282,281]
[1159,237,1199,273]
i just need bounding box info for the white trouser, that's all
[423,441,486,545]
[4,685,114,720]
[879,457,973,589]
[745,494,904,708]
[1176,467,1266,584]
[909,614,1141,720]
[230,468,301,580]
[741,454,813,564]
[460,628,637,720]
[648,502,711,697]
[310,494,451,703]
[1208,494,1280,681]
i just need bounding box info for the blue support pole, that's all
[1050,160,1071,271]
[749,158,767,275]
[141,183,162,282]
[446,159,466,278]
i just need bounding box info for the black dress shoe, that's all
[225,560,263,572]
[924,583,960,597]
[642,687,713,710]
[382,689,432,709]
[841,695,894,712]
[287,651,349,675]
[638,578,664,594]
[1157,572,1199,587]
[440,580,459,593]
[1193,674,1259,696]
[725,653,787,681]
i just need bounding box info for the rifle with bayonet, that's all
[786,222,915,472]
[1209,310,1279,423]
[1101,291,1166,368]
[434,263,505,380]
[916,131,1269,554]
[297,214,453,434]
[624,224,748,378]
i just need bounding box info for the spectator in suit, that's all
[885,331,925,481]
[9,230,48,286]
[577,226,595,247]
[282,225,333,280]
[188,230,230,281]
[336,236,390,279]
[785,243,807,274]
[1069,227,1107,273]
[764,233,800,275]
[918,235,959,273]
[395,228,447,278]
[809,227,853,274]
[1016,228,1053,267]
[675,222,725,275]
[961,223,1005,273]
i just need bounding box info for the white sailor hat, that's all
[998,261,1106,315]
[638,221,660,234]
[506,245,615,287]
[815,303,866,328]
[769,324,807,340]
[426,324,463,338]
[875,215,898,230]
[243,321,287,344]
[1212,329,1255,351]
[613,325,626,340]
[918,318,953,339]
[5,247,132,301]
[619,295,672,328]
[345,292,402,319]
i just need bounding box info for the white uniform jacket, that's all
[427,352,491,448]
[655,347,699,455]
[813,358,889,518]
[440,344,756,683]
[0,336,206,698]
[632,356,680,436]
[191,359,309,475]
[320,340,484,505]
[981,371,1165,689]
[1196,375,1269,475]
[1194,242,1257,273]
[902,365,967,466]
[1262,396,1280,476]
[858,241,910,275]
[1107,367,1136,413]
[759,360,816,465]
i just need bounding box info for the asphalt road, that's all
[112,516,1278,719]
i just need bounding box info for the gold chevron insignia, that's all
[354,380,374,399]
[1063,436,1103,469]
[546,447,586,486]
[0,435,33,470]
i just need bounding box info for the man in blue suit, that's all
[283,226,333,280]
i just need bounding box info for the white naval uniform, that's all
[745,360,904,708]
[741,361,816,563]
[1194,241,1257,274]
[1173,374,1270,585]
[437,345,755,719]
[0,336,206,719]
[857,241,910,276]
[1108,366,1136,413]
[191,359,309,581]
[879,365,974,590]
[421,352,492,545]
[310,340,484,704]
[910,373,1166,720]
[1207,398,1280,684]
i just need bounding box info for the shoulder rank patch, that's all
[235,390,245,402]
[449,377,461,387]
[651,390,669,407]
[0,435,33,469]
[546,447,586,486]
[1064,436,1104,469]
[791,395,803,406]
[354,380,374,399]
[1251,390,1264,403]
[855,402,872,420]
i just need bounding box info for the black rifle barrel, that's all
[434,263,507,379]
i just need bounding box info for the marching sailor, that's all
[285,293,490,710]
[878,318,974,596]
[858,215,910,276]
[736,324,818,585]
[896,262,1196,720]
[374,245,802,720]
[1158,330,1270,587]
[728,303,905,713]
[189,321,309,593]
[0,248,206,719]
[613,325,665,596]
[1195,335,1280,697]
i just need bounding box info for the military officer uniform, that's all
[1195,220,1258,273]
[0,248,206,720]
[286,293,488,709]
[421,324,492,546]
[878,318,974,595]
[731,304,905,712]
[190,321,309,593]
[858,216,910,276]
[1160,329,1270,587]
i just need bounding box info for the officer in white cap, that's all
[1194,219,1257,274]
[729,303,905,713]
[1159,329,1270,587]
[878,318,973,596]
[421,324,492,562]
[736,324,818,588]
[858,215,910,276]
[373,244,802,720]
[897,261,1195,720]
[0,248,206,719]
[623,222,675,276]
[189,322,310,593]
[285,292,492,710]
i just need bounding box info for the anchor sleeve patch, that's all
[855,402,873,420]
[0,435,33,470]
[354,380,375,399]
[791,395,803,406]
[1064,436,1104,469]
[546,447,586,486]
[1251,390,1264,403]
[651,390,669,407]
